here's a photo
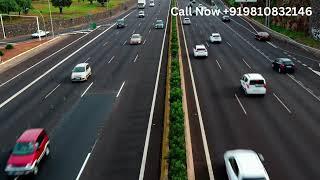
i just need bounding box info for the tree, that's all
[51,0,72,14]
[97,0,107,6]
[0,0,18,14]
[16,0,32,15]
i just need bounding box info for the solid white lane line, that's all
[179,10,215,180]
[123,40,127,45]
[45,84,61,99]
[75,153,91,180]
[287,74,320,102]
[226,41,232,47]
[148,29,151,33]
[84,57,91,63]
[235,94,247,115]
[116,81,125,98]
[216,59,222,70]
[273,93,292,114]
[143,39,147,45]
[81,82,93,97]
[0,15,128,110]
[206,42,210,47]
[133,54,139,63]
[108,56,115,64]
[103,41,108,46]
[242,58,251,69]
[267,41,278,48]
[302,64,307,66]
[138,3,170,179]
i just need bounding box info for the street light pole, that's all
[265,0,271,27]
[0,15,6,39]
[47,0,54,37]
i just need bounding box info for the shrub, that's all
[5,44,14,50]
[0,51,3,56]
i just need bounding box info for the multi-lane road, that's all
[1,0,320,179]
[0,0,170,179]
[178,0,320,179]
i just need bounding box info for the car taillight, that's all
[264,83,267,88]
[280,64,285,68]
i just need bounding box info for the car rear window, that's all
[12,142,35,155]
[132,35,140,38]
[249,80,264,85]
[197,48,206,51]
[282,60,293,65]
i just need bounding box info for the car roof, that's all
[228,150,268,178]
[196,44,206,49]
[17,128,44,142]
[156,20,163,22]
[75,63,88,67]
[245,73,265,80]
[212,33,220,36]
[277,58,292,62]
[184,17,190,20]
[132,33,141,36]
[258,32,269,35]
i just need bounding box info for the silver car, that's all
[130,34,142,45]
[183,18,191,25]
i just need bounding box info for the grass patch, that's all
[168,0,187,179]
[252,16,320,49]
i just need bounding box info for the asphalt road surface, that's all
[0,0,170,179]
[178,0,320,179]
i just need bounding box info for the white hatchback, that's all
[240,73,266,95]
[71,63,92,82]
[209,33,222,43]
[193,44,208,58]
[224,149,270,180]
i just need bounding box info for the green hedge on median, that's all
[168,2,187,179]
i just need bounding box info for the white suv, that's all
[240,73,266,95]
[193,44,208,58]
[209,33,222,43]
[71,63,92,81]
[224,149,270,180]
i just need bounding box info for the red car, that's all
[5,128,50,177]
[255,32,271,41]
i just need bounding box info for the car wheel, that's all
[34,166,39,175]
[45,146,50,156]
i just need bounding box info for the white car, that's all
[149,2,155,6]
[130,34,142,44]
[183,17,191,25]
[209,33,222,43]
[31,30,49,38]
[240,73,266,95]
[138,11,145,18]
[224,149,270,180]
[71,63,92,81]
[193,44,208,58]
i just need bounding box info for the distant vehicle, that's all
[272,58,295,73]
[138,10,145,18]
[71,63,92,81]
[255,32,271,41]
[130,34,142,45]
[240,73,266,96]
[193,44,208,58]
[222,15,231,22]
[224,149,270,180]
[116,19,126,28]
[209,33,222,43]
[155,20,164,29]
[31,30,49,38]
[138,0,146,8]
[5,129,50,177]
[183,17,191,25]
[149,0,155,7]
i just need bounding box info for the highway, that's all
[0,0,170,179]
[177,0,320,179]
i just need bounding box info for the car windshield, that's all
[212,34,220,37]
[197,48,206,51]
[156,20,163,24]
[282,60,293,65]
[12,142,35,155]
[73,66,85,72]
[132,35,140,39]
[250,80,264,85]
[117,19,124,23]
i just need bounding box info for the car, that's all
[154,20,164,29]
[116,18,126,28]
[272,58,295,73]
[224,149,270,180]
[183,17,191,25]
[149,2,154,6]
[222,15,231,22]
[255,32,271,41]
[193,44,208,58]
[240,73,267,96]
[71,63,92,81]
[31,30,49,38]
[130,33,142,45]
[5,129,50,177]
[209,33,222,43]
[138,11,145,18]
